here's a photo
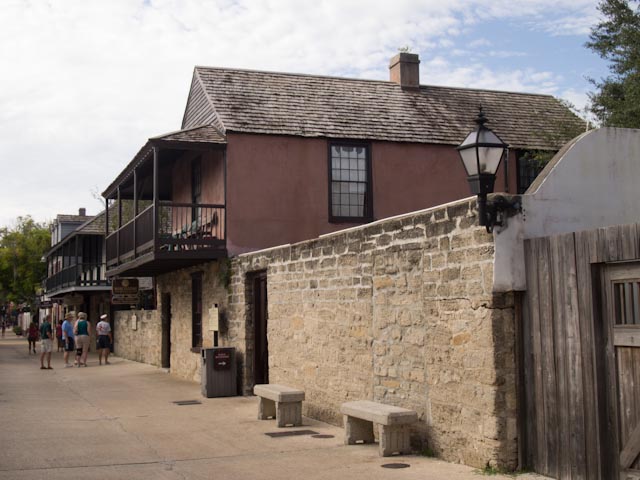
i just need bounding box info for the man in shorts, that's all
[96,314,112,365]
[61,312,76,367]
[39,315,53,370]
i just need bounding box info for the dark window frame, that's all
[327,141,373,223]
[191,271,203,350]
[516,150,547,194]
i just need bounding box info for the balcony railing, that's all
[106,202,226,272]
[45,263,109,294]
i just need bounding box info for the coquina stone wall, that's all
[113,308,161,366]
[227,198,517,468]
[113,197,517,468]
[113,262,229,383]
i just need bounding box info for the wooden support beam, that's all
[620,423,640,469]
[153,147,159,251]
[133,168,138,258]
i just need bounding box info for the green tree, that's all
[0,217,51,306]
[586,0,640,127]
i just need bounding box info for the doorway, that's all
[602,262,640,478]
[252,272,268,386]
[161,293,172,369]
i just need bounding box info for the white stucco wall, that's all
[494,127,640,291]
[522,128,640,237]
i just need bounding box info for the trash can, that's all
[201,347,237,398]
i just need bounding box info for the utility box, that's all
[201,347,237,398]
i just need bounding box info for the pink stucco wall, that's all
[223,133,518,255]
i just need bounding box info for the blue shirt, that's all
[61,320,74,339]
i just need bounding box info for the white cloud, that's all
[0,0,601,226]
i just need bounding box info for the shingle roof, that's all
[151,125,226,144]
[195,67,584,150]
[76,211,105,235]
[56,214,92,223]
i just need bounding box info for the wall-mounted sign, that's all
[208,304,219,331]
[63,293,84,306]
[111,294,139,305]
[112,278,139,295]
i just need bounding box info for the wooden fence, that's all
[520,223,640,479]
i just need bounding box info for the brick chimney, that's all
[389,52,420,90]
[79,208,86,216]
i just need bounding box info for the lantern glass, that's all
[458,128,505,176]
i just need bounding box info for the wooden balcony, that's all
[45,263,110,297]
[105,201,226,277]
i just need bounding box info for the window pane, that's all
[330,144,369,219]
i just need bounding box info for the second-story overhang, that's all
[102,124,227,201]
[102,125,228,278]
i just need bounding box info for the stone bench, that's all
[340,400,417,456]
[253,384,305,428]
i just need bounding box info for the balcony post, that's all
[153,147,159,251]
[133,168,138,258]
[75,236,79,287]
[117,186,122,264]
[223,148,227,241]
[105,197,109,236]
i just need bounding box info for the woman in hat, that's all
[73,312,91,367]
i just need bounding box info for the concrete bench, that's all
[253,384,305,427]
[340,400,417,456]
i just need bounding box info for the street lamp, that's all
[456,107,519,232]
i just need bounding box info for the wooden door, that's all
[253,273,268,386]
[161,293,171,369]
[604,263,640,479]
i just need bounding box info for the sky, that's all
[0,0,609,228]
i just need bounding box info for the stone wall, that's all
[114,261,230,383]
[226,198,517,468]
[158,262,229,383]
[113,308,161,366]
[113,197,517,469]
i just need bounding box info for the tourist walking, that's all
[39,315,53,370]
[27,321,38,354]
[74,312,91,367]
[55,321,63,352]
[61,312,76,367]
[96,314,112,365]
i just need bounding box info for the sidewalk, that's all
[0,335,546,479]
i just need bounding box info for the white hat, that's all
[100,314,108,320]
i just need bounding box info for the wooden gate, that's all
[520,223,640,479]
[604,264,640,479]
